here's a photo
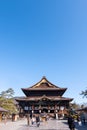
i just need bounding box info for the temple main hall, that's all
[16,76,73,118]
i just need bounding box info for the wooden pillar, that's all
[48,105,50,113]
[39,105,41,109]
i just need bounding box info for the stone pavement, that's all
[0,118,87,130]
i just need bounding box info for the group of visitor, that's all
[26,112,86,129]
[26,113,40,127]
[26,112,49,127]
[67,113,86,130]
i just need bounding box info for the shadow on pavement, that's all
[62,120,87,130]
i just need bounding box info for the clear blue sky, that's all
[0,0,87,104]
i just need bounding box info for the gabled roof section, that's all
[29,76,60,89]
[21,77,67,96]
[38,95,52,101]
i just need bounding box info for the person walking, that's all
[77,115,82,126]
[27,114,30,126]
[4,115,7,124]
[67,115,75,130]
[80,112,86,125]
[36,114,40,127]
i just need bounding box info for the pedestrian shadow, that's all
[19,124,37,127]
[75,123,87,130]
[17,124,39,130]
[62,120,87,130]
[39,129,62,130]
[39,129,69,130]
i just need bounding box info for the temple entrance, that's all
[42,108,48,113]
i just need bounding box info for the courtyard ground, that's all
[0,118,87,130]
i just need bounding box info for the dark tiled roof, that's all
[16,95,73,102]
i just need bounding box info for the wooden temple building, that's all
[16,77,73,118]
